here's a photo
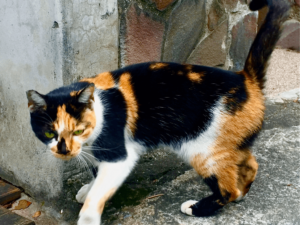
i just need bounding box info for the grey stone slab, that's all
[229,12,258,71]
[187,19,228,67]
[162,0,207,63]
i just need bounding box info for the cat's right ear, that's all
[26,90,47,113]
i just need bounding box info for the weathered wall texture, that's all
[120,0,299,70]
[0,0,119,223]
[119,0,259,71]
[62,0,119,85]
[0,0,66,220]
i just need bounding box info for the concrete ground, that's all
[265,48,300,97]
[101,99,300,225]
[10,49,300,225]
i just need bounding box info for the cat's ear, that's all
[77,83,95,104]
[26,90,47,113]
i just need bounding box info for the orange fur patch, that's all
[70,91,78,97]
[52,105,96,159]
[237,152,258,196]
[81,72,115,90]
[187,72,203,83]
[149,63,168,70]
[118,72,139,135]
[80,198,91,213]
[216,74,265,152]
[97,188,117,214]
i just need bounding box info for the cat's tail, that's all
[243,0,290,89]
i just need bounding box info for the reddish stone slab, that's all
[0,180,22,205]
[124,5,165,66]
[295,0,300,7]
[0,206,35,225]
[277,20,300,51]
[151,0,176,11]
[163,0,207,63]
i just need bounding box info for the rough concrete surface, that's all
[265,49,300,97]
[100,100,300,225]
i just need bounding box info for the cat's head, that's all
[26,82,97,160]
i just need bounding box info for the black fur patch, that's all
[249,0,267,11]
[91,88,128,162]
[29,82,91,145]
[238,130,260,150]
[112,62,247,148]
[190,176,230,217]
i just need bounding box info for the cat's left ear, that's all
[77,83,95,104]
[26,90,47,113]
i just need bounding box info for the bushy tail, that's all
[244,0,290,89]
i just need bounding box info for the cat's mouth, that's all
[51,150,81,161]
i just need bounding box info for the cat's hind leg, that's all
[181,151,247,217]
[236,151,258,201]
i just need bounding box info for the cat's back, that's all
[84,62,260,148]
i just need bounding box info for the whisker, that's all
[78,155,93,177]
[81,151,99,162]
[33,118,53,126]
[42,112,54,123]
[34,114,53,123]
[82,145,121,151]
[81,153,98,175]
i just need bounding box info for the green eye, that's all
[73,130,84,135]
[45,131,55,138]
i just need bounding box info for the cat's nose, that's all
[57,138,70,155]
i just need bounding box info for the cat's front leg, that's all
[76,180,94,204]
[77,151,138,225]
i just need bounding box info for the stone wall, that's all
[119,0,259,72]
[119,0,300,70]
[259,0,300,51]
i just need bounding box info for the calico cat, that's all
[26,0,289,224]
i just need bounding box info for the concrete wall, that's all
[0,0,119,223]
[0,0,65,218]
[62,0,119,85]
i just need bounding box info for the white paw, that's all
[181,200,197,216]
[234,193,247,202]
[76,184,91,204]
[78,212,101,225]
